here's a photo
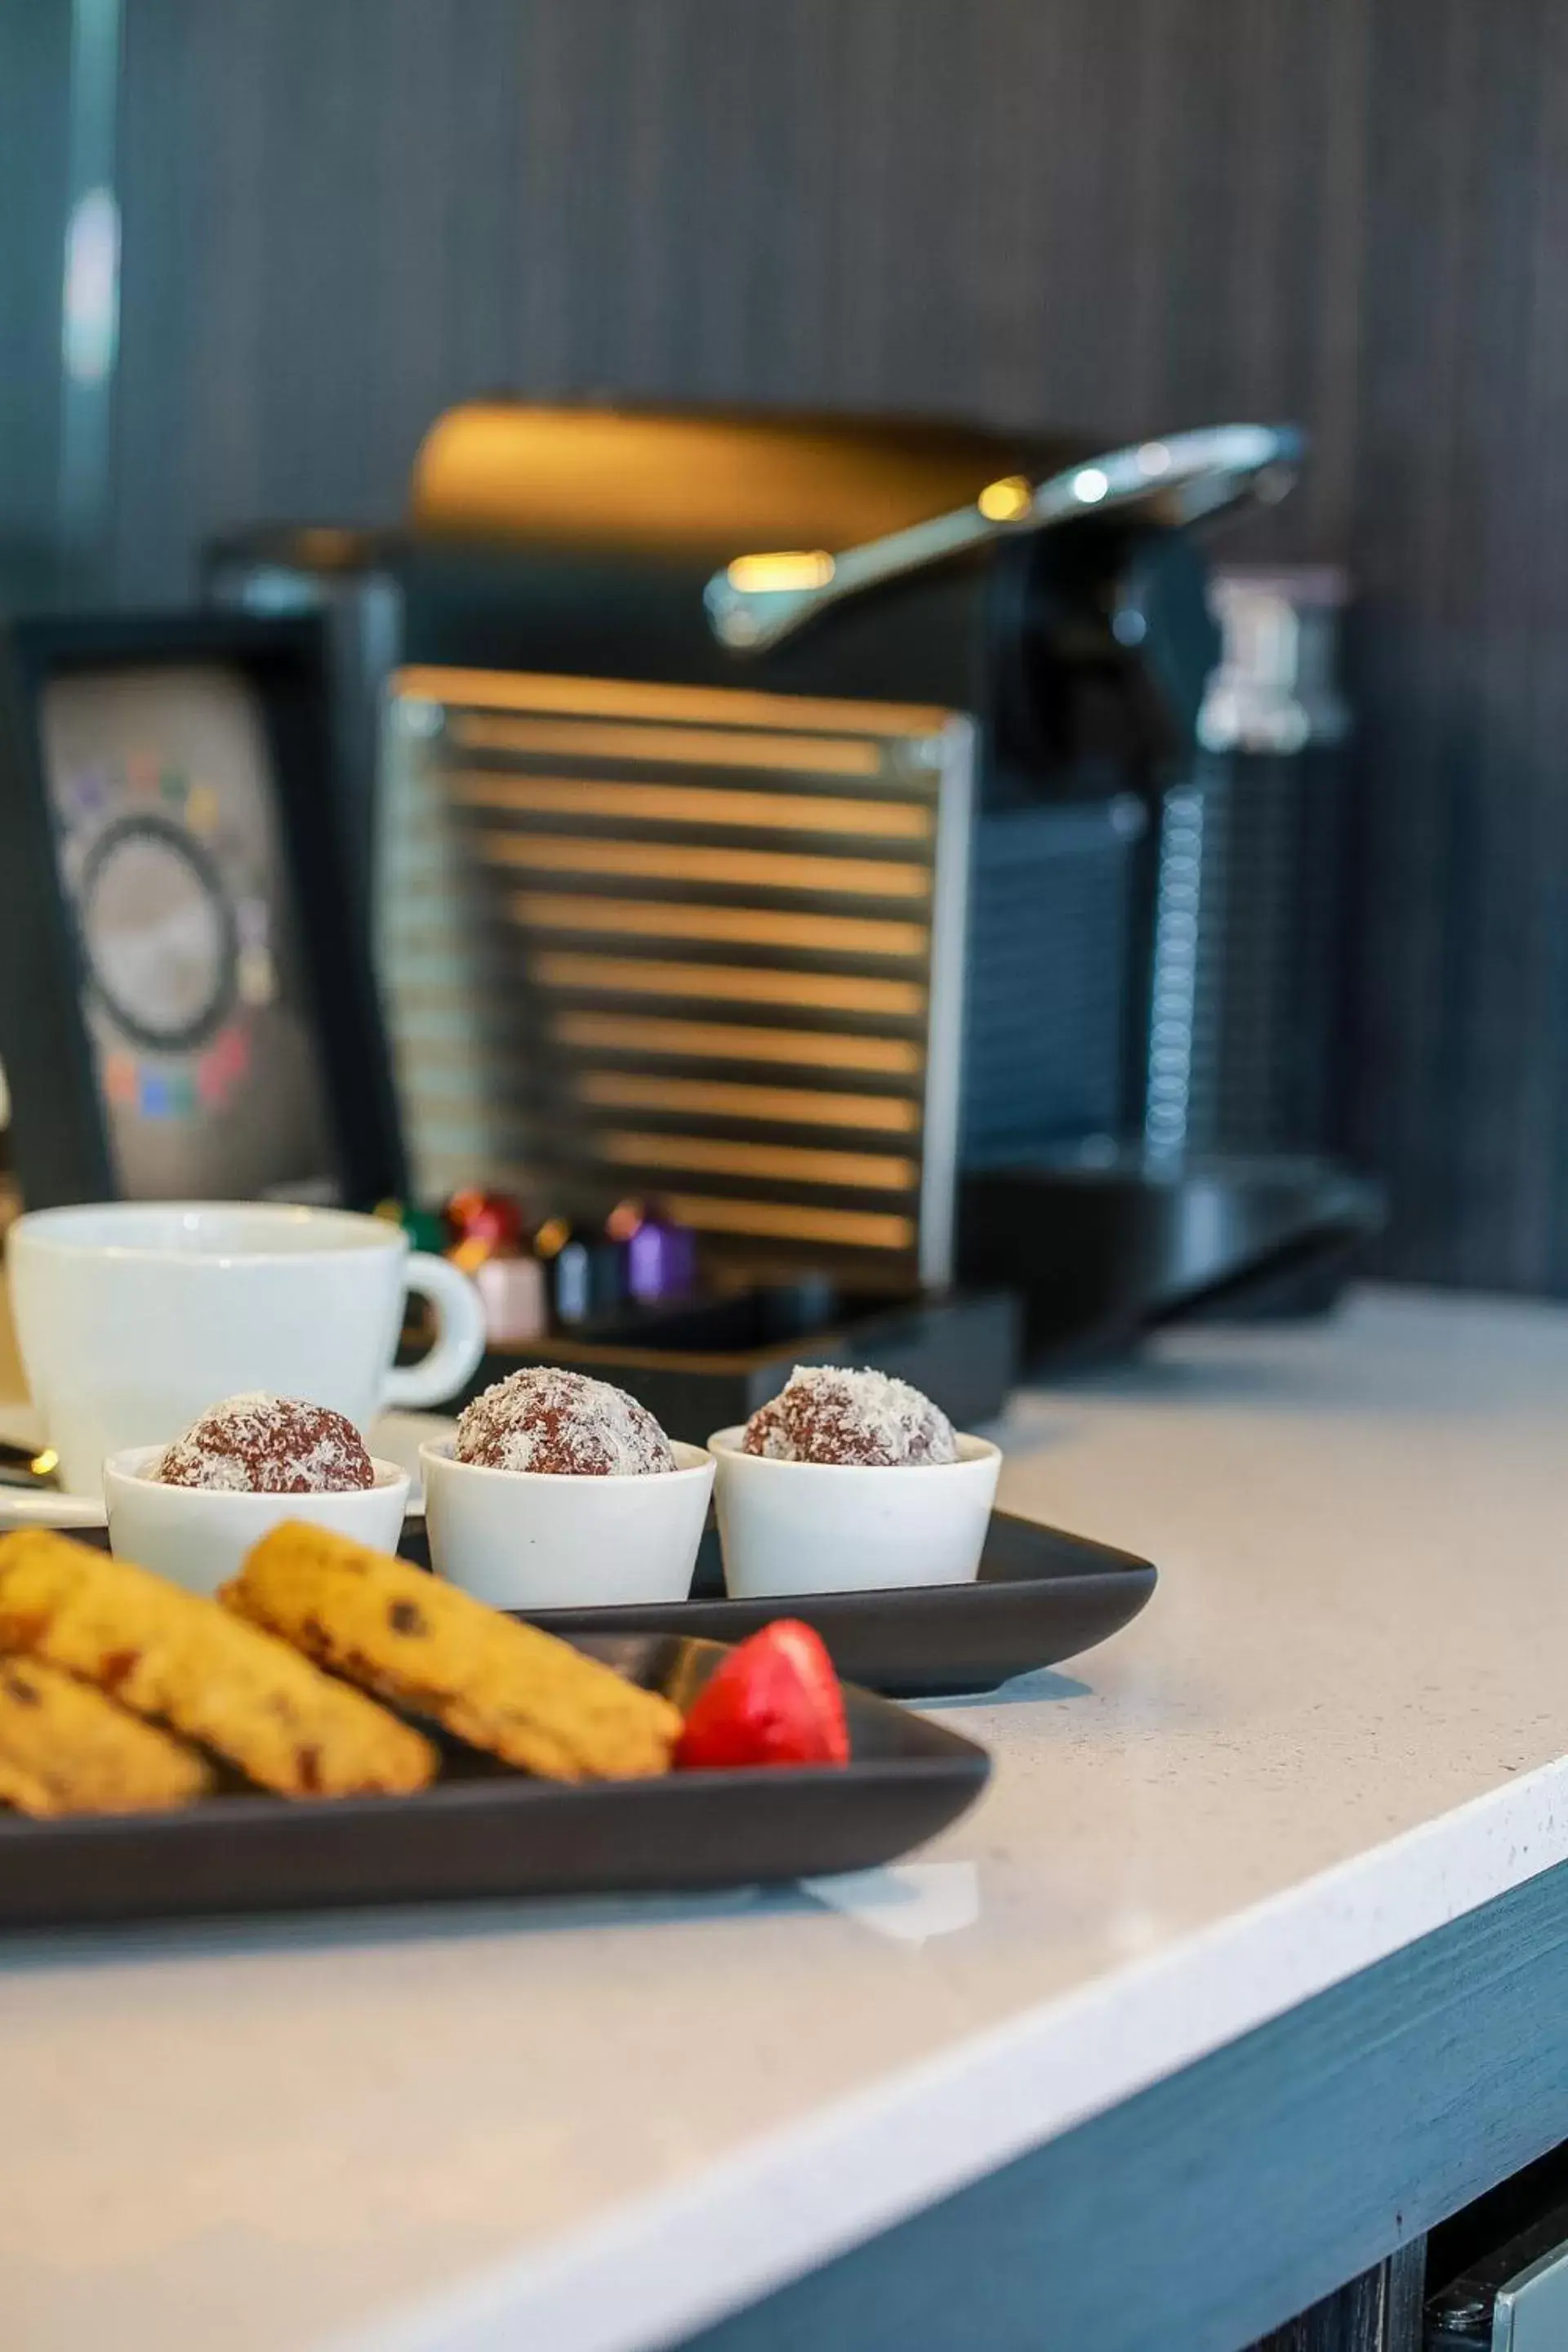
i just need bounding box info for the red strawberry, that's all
[675,1619,850,1771]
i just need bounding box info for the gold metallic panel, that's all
[579,1072,920,1132]
[662,1194,915,1250]
[478,831,930,898]
[599,1132,917,1191]
[556,1012,922,1072]
[452,715,885,779]
[449,772,929,836]
[512,893,928,959]
[380,666,973,1285]
[397,663,953,740]
[537,954,924,1016]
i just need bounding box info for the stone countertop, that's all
[8,1285,1568,2352]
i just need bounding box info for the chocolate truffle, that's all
[741,1365,959,1468]
[154,1394,376,1493]
[455,1366,677,1477]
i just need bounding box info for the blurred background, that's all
[4,0,1566,1309]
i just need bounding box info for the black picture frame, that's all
[0,608,406,1211]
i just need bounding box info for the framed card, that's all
[0,610,405,1210]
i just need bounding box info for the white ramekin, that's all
[706,1426,1001,1599]
[419,1438,715,1609]
[103,1446,411,1596]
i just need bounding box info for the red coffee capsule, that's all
[446,1188,526,1251]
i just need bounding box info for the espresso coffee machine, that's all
[207,404,1379,1371]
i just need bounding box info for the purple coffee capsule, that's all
[614,1200,699,1304]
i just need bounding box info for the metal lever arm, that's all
[704,422,1302,656]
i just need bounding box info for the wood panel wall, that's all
[103,0,1568,1291]
[0,3,72,595]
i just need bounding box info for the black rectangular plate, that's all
[399,1512,1158,1699]
[0,1634,989,1933]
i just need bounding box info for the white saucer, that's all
[360,1411,457,1513]
[0,1405,456,1534]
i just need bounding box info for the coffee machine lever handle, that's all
[704,421,1302,655]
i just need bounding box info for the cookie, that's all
[0,1530,437,1799]
[227,1523,679,1781]
[0,1654,212,1817]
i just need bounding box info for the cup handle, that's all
[381,1252,487,1410]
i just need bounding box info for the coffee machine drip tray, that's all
[960,1152,1384,1361]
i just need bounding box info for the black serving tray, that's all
[0,1634,989,1932]
[399,1512,1157,1699]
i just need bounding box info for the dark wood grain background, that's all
[0,3,71,593]
[60,1,1568,1287]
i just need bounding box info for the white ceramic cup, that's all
[421,1437,715,1609]
[7,1201,487,1499]
[103,1444,411,1597]
[706,1426,1002,1599]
